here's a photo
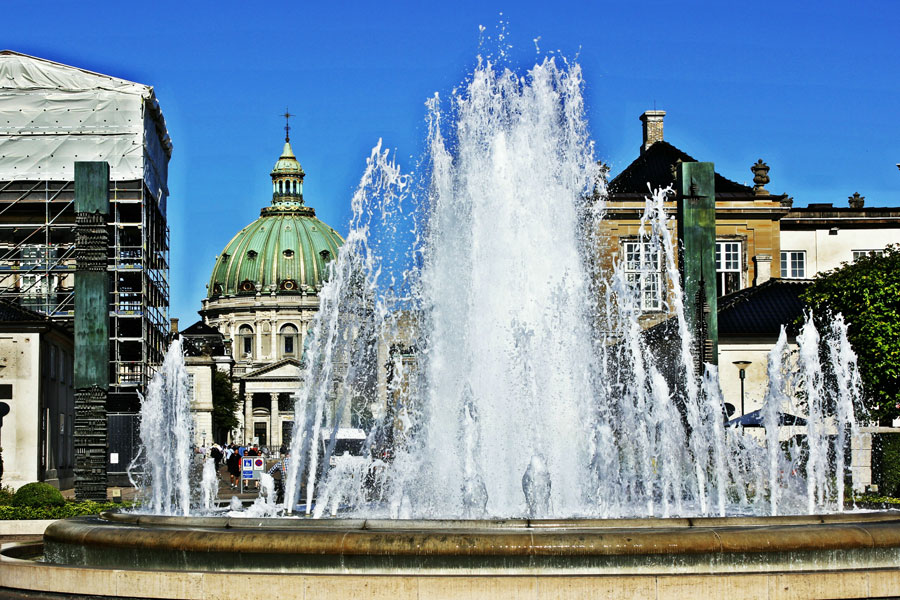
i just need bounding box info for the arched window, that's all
[281,323,298,356]
[239,325,254,358]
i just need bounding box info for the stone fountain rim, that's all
[41,510,900,558]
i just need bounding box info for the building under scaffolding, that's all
[0,51,172,478]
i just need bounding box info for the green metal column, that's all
[676,161,718,371]
[74,162,110,501]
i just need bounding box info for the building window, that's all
[780,250,806,279]
[239,325,254,358]
[186,373,195,401]
[715,241,742,296]
[852,249,884,262]
[281,324,298,356]
[622,240,662,311]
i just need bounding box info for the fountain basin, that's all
[2,511,900,599]
[36,510,900,574]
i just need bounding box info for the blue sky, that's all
[6,0,899,323]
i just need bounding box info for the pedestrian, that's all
[226,445,241,488]
[267,452,290,504]
[210,443,223,467]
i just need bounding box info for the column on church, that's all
[243,392,253,444]
[270,392,280,450]
[270,319,278,359]
[256,319,263,359]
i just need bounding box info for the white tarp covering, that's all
[0,51,171,198]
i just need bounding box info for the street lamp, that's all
[733,361,751,416]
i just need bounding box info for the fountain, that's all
[4,54,900,600]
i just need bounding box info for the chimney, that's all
[170,317,179,335]
[640,110,665,153]
[848,192,865,209]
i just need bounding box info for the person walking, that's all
[226,445,241,489]
[267,452,290,504]
[210,443,223,468]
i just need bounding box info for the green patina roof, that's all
[207,140,343,298]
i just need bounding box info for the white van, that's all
[320,428,367,467]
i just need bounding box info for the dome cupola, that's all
[271,140,305,206]
[207,121,343,299]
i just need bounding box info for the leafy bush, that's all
[12,482,64,507]
[873,433,900,497]
[0,486,15,506]
[0,501,128,520]
[852,494,900,506]
[801,245,900,425]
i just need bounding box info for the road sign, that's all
[241,457,259,480]
[240,455,265,492]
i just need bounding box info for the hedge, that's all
[873,433,900,498]
[0,501,128,520]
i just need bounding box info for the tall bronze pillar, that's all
[74,162,110,501]
[676,161,718,371]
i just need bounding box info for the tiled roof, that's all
[181,320,220,336]
[718,279,812,337]
[608,141,752,196]
[0,298,51,323]
[179,320,226,357]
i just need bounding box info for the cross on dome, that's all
[282,108,293,142]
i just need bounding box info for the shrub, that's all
[0,486,14,506]
[800,245,900,425]
[11,482,65,507]
[872,433,900,498]
[0,501,129,520]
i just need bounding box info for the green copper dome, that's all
[207,140,344,298]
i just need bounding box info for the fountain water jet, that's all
[127,337,194,516]
[281,57,863,519]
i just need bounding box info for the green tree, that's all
[212,369,240,442]
[801,245,900,425]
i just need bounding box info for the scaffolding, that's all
[0,50,172,417]
[0,178,169,407]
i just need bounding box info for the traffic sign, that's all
[240,455,265,491]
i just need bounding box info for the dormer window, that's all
[280,279,297,291]
[239,280,256,292]
[320,249,331,261]
[247,250,258,259]
[283,249,295,258]
[212,283,223,295]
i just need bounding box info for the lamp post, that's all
[733,361,751,416]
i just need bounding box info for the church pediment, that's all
[241,358,302,381]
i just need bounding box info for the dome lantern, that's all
[270,109,306,206]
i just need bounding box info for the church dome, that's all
[207,137,343,298]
